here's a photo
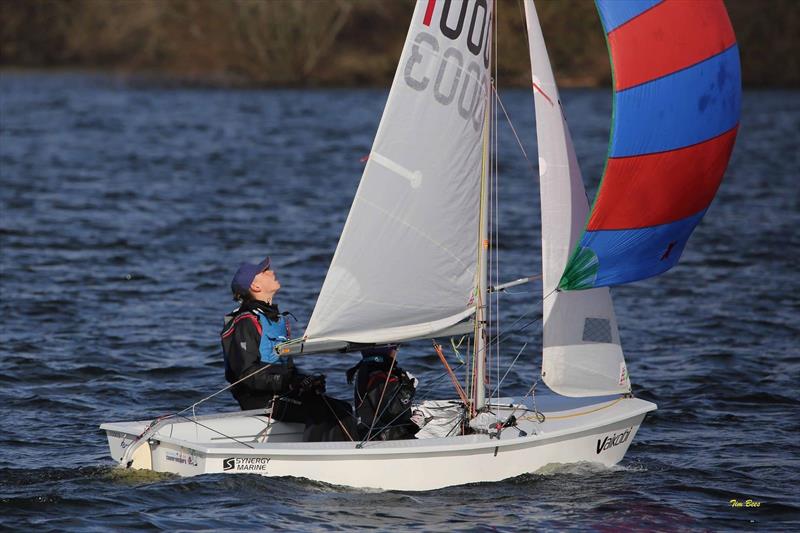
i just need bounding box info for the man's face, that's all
[251,268,280,295]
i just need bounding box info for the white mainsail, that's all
[304,0,494,345]
[524,0,630,396]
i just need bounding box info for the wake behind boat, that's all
[101,0,739,491]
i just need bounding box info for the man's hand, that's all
[293,374,326,395]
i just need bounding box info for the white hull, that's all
[101,395,655,491]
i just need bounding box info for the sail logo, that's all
[618,362,629,387]
[405,0,492,131]
[223,457,271,472]
[596,428,632,454]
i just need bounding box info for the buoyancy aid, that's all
[346,356,417,440]
[257,312,289,364]
[221,300,292,373]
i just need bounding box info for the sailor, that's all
[346,345,418,441]
[221,256,354,441]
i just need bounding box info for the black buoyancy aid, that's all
[347,357,417,440]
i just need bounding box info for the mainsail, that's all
[303,0,494,346]
[525,0,630,397]
[560,0,741,290]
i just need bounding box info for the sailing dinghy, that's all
[101,0,740,491]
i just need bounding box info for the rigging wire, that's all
[487,287,557,351]
[487,2,500,408]
[172,413,255,449]
[360,353,398,446]
[176,363,274,416]
[359,370,454,447]
[493,87,537,177]
[507,378,546,425]
[488,341,527,400]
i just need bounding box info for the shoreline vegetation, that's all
[1,0,797,89]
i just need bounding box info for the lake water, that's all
[1,74,798,531]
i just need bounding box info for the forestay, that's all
[304,0,494,345]
[525,0,630,397]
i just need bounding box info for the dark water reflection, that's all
[1,74,798,530]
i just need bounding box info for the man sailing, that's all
[220,256,354,441]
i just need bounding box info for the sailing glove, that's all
[293,373,326,395]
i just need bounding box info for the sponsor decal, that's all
[596,427,632,454]
[165,451,198,466]
[109,431,131,449]
[223,457,271,472]
[618,362,629,387]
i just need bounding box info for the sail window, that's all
[582,318,612,343]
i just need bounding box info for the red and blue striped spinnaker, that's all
[559,0,741,290]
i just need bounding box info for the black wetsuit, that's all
[221,300,294,410]
[221,300,354,441]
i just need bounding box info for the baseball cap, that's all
[231,256,271,297]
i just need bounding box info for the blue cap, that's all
[231,257,271,297]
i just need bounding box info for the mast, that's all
[474,96,491,412]
[474,0,495,411]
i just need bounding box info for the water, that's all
[1,74,798,531]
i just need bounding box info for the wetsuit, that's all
[221,300,354,441]
[221,299,295,411]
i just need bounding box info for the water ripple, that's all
[0,75,797,530]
